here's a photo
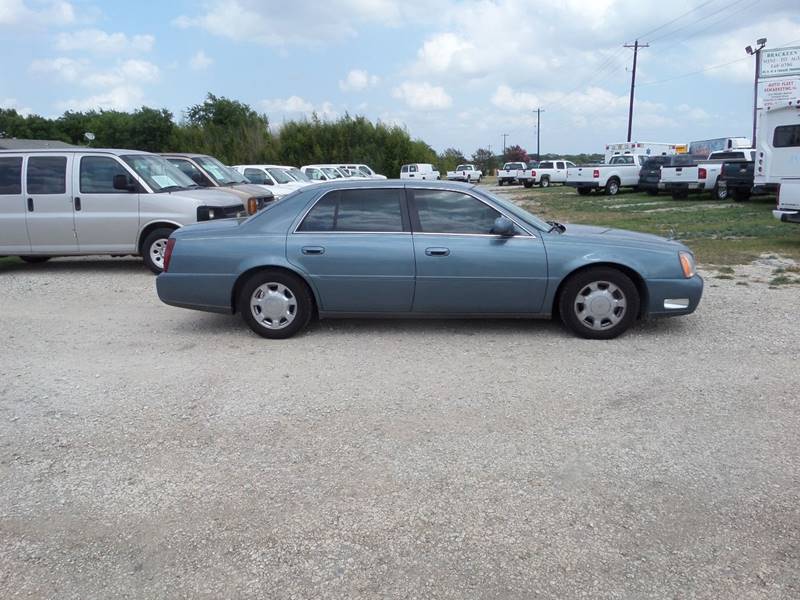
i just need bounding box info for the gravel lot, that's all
[1,256,799,599]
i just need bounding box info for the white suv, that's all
[0,148,247,273]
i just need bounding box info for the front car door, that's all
[0,155,30,254]
[554,161,566,182]
[73,154,141,253]
[286,187,415,313]
[24,153,78,253]
[408,187,548,314]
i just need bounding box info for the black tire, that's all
[540,177,550,188]
[19,256,51,264]
[239,270,313,339]
[713,184,728,201]
[498,179,504,186]
[671,190,689,200]
[733,189,751,202]
[141,227,176,274]
[523,181,533,188]
[646,189,659,196]
[577,187,591,196]
[605,178,620,196]
[558,267,640,340]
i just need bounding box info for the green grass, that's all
[483,181,800,266]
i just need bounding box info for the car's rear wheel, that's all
[240,270,312,339]
[523,181,533,188]
[19,256,51,264]
[605,178,620,195]
[141,227,175,274]
[540,177,550,188]
[559,267,640,340]
[713,184,728,201]
[577,187,591,196]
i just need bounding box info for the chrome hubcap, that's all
[251,283,297,330]
[150,238,168,267]
[574,281,627,330]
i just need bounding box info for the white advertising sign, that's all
[757,78,800,109]
[759,46,800,78]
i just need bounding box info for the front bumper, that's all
[646,274,704,318]
[773,209,800,224]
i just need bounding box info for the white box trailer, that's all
[604,142,679,163]
[687,137,751,157]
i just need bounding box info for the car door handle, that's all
[74,196,81,211]
[301,246,325,255]
[425,247,450,256]
[27,197,34,212]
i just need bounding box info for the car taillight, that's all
[698,167,707,179]
[593,169,600,178]
[163,238,176,273]
[531,170,536,177]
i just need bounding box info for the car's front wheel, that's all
[141,227,175,274]
[559,267,640,340]
[240,270,313,339]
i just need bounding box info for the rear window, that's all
[774,124,800,148]
[0,157,22,194]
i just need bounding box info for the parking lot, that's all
[1,251,799,599]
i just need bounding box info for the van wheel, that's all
[540,177,550,188]
[577,187,591,196]
[141,227,175,274]
[605,178,620,195]
[20,256,51,264]
[240,270,313,339]
[559,267,640,340]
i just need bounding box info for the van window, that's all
[0,157,22,194]
[774,125,800,148]
[80,156,131,193]
[401,165,409,173]
[410,165,418,173]
[27,156,67,194]
[298,189,405,232]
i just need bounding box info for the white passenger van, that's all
[399,163,440,180]
[0,148,248,273]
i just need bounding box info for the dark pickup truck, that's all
[717,161,753,202]
[637,155,674,195]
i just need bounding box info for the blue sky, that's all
[1,0,799,155]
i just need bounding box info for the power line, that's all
[648,0,756,47]
[646,0,749,44]
[634,0,718,40]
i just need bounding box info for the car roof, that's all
[160,153,210,159]
[0,148,152,156]
[301,179,474,191]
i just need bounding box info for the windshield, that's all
[478,189,550,232]
[121,154,195,191]
[322,167,344,179]
[266,168,294,184]
[357,166,374,176]
[285,167,311,182]
[194,156,246,185]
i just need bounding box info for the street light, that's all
[745,37,767,148]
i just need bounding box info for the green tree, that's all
[471,147,497,175]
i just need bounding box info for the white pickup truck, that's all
[497,162,527,186]
[565,155,647,196]
[661,149,755,200]
[446,164,482,183]
[518,159,577,188]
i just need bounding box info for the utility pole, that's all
[624,40,648,142]
[746,38,767,147]
[502,133,509,160]
[534,108,544,160]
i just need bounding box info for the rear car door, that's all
[408,187,548,314]
[0,155,30,254]
[73,155,140,253]
[24,154,78,253]
[287,187,415,313]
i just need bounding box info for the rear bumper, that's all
[638,181,662,191]
[646,275,704,318]
[773,209,800,224]
[156,273,236,314]
[663,182,704,191]
[565,181,599,189]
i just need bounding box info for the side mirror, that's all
[113,174,136,192]
[491,216,516,237]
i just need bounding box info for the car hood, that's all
[166,188,245,207]
[223,183,275,198]
[559,224,689,251]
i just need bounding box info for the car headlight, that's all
[679,251,696,278]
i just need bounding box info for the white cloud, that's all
[30,56,86,82]
[57,85,145,112]
[260,96,339,120]
[491,85,540,112]
[0,0,75,27]
[1,97,32,117]
[189,50,213,71]
[31,57,159,88]
[392,81,452,110]
[339,69,379,92]
[55,29,154,53]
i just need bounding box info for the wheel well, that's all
[138,222,178,254]
[231,265,318,317]
[552,263,649,320]
[607,176,620,184]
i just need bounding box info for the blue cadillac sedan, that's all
[156,180,702,340]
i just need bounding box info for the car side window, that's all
[0,157,22,194]
[80,156,130,193]
[401,165,408,173]
[556,161,565,169]
[27,156,67,194]
[411,189,501,235]
[410,165,418,173]
[539,162,553,169]
[167,158,210,186]
[244,168,268,185]
[298,189,405,232]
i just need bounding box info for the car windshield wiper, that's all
[547,220,566,233]
[159,185,186,192]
